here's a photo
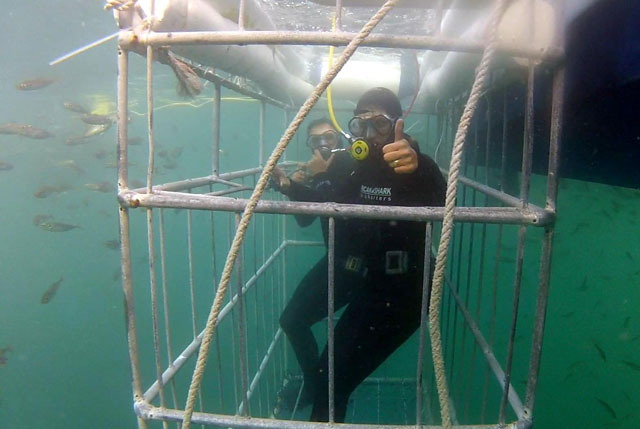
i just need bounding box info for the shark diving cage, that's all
[114,0,565,428]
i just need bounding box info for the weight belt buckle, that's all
[345,255,363,274]
[385,250,408,275]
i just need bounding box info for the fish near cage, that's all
[112,0,565,428]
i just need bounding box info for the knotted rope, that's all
[428,0,509,427]
[180,0,401,427]
[104,0,137,11]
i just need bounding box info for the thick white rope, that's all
[180,1,401,427]
[104,0,137,11]
[428,0,510,427]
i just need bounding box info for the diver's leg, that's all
[310,274,423,423]
[279,255,364,400]
[279,255,329,395]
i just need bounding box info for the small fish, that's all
[16,78,55,91]
[169,147,183,159]
[56,159,85,175]
[623,316,630,329]
[38,222,80,232]
[112,267,122,282]
[84,181,114,193]
[34,185,64,199]
[94,150,107,160]
[595,398,617,420]
[621,360,640,372]
[33,214,54,226]
[41,276,63,304]
[84,122,112,137]
[66,123,112,145]
[130,179,145,188]
[81,113,114,126]
[104,239,120,250]
[0,345,12,367]
[625,251,633,261]
[128,136,143,146]
[593,341,607,362]
[63,101,90,114]
[561,311,575,318]
[0,161,13,171]
[19,124,54,139]
[0,122,22,134]
[0,122,53,139]
[163,160,178,170]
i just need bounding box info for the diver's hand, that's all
[290,163,309,184]
[271,166,291,192]
[307,150,335,176]
[382,119,418,174]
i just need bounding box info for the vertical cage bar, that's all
[226,213,240,411]
[415,222,432,426]
[458,120,479,409]
[259,101,266,167]
[117,45,148,429]
[158,209,179,411]
[483,89,509,423]
[146,207,169,429]
[238,0,246,31]
[524,228,555,418]
[278,195,285,385]
[235,213,250,416]
[499,52,537,424]
[525,65,566,418]
[545,70,565,212]
[520,65,536,208]
[208,184,226,411]
[435,0,444,36]
[144,16,168,426]
[499,224,527,424]
[212,83,221,177]
[462,145,477,420]
[281,219,289,373]
[335,0,343,30]
[187,207,198,337]
[327,217,336,424]
[259,213,272,411]
[186,205,206,420]
[145,46,155,193]
[250,184,264,416]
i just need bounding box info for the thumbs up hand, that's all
[382,119,418,174]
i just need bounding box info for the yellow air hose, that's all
[326,15,343,135]
[326,15,371,161]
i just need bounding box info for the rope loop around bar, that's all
[428,0,510,428]
[180,0,401,427]
[104,0,137,11]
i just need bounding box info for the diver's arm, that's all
[414,152,447,207]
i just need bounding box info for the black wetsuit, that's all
[279,141,446,422]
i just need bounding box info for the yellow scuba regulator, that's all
[349,139,369,160]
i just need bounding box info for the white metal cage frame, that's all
[115,0,565,428]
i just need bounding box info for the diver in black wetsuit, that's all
[275,88,446,423]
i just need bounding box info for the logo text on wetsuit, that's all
[360,185,392,202]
